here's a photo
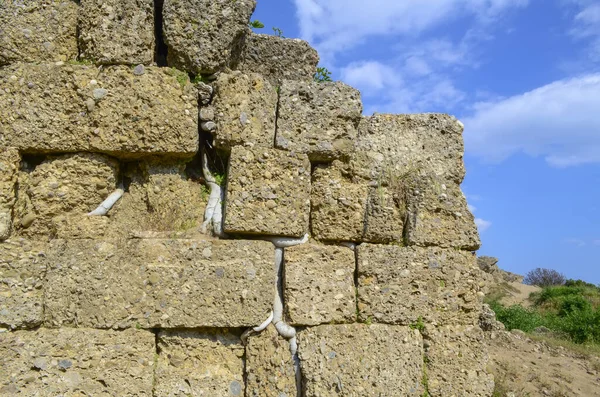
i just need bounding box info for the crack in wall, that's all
[153,0,168,66]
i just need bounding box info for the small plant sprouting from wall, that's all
[314,66,332,82]
[272,27,285,38]
[249,20,264,29]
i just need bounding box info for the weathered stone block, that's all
[13,153,119,237]
[284,243,356,326]
[363,185,405,243]
[163,0,256,74]
[245,324,297,397]
[224,147,310,237]
[155,329,245,397]
[0,63,198,157]
[311,161,367,242]
[0,328,155,395]
[236,33,319,85]
[352,113,466,184]
[51,215,109,239]
[298,324,424,396]
[357,244,484,326]
[79,0,155,65]
[406,177,480,250]
[277,81,362,161]
[0,0,78,66]
[212,71,277,150]
[425,324,494,397]
[44,238,275,328]
[0,149,19,240]
[0,240,46,329]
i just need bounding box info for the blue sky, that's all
[251,0,600,284]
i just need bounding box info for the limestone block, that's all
[0,0,78,66]
[0,148,20,240]
[79,0,155,65]
[13,153,119,237]
[284,243,356,326]
[406,177,481,250]
[311,161,368,242]
[236,33,319,85]
[245,324,298,397]
[277,81,362,161]
[224,147,310,237]
[44,238,275,328]
[363,185,405,244]
[163,0,256,74]
[0,328,155,395]
[212,71,277,150]
[357,244,484,326]
[155,329,245,397]
[0,240,46,329]
[298,324,424,396]
[352,113,467,184]
[425,324,494,397]
[0,63,198,158]
[51,215,109,239]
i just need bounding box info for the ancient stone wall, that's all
[0,1,493,396]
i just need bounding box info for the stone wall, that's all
[0,1,493,396]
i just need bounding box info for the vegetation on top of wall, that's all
[249,20,264,29]
[314,66,332,82]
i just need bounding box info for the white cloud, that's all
[475,218,492,232]
[567,1,600,63]
[464,74,600,166]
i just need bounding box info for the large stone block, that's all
[224,147,310,237]
[352,113,466,184]
[298,324,424,396]
[0,0,78,66]
[0,149,19,240]
[0,240,46,330]
[245,324,297,397]
[0,63,198,157]
[212,71,277,150]
[163,0,256,74]
[357,244,484,326]
[13,153,119,237]
[284,243,356,326]
[44,238,274,328]
[79,0,155,65]
[363,185,406,244]
[236,33,319,85]
[310,161,368,242]
[406,177,480,250]
[425,324,494,397]
[155,329,245,397]
[277,81,362,161]
[0,328,155,395]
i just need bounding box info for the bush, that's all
[524,268,566,287]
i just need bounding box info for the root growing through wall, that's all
[87,185,124,216]
[201,146,225,237]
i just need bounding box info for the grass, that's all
[166,68,190,89]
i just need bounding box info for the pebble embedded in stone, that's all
[93,88,108,100]
[133,64,145,76]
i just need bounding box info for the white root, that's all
[254,311,274,333]
[340,242,356,250]
[289,336,302,394]
[266,234,309,248]
[87,186,124,216]
[201,148,224,237]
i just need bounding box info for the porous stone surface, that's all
[357,244,484,326]
[212,71,277,150]
[284,243,356,326]
[163,0,256,74]
[224,147,311,237]
[352,113,467,184]
[298,324,424,396]
[0,149,20,240]
[245,324,297,397]
[277,81,362,161]
[44,238,275,328]
[0,328,155,395]
[155,329,245,397]
[0,0,78,66]
[78,0,155,65]
[406,177,481,250]
[51,215,109,239]
[0,239,46,329]
[363,185,406,243]
[13,153,119,237]
[236,33,319,85]
[0,63,198,157]
[425,324,495,397]
[311,161,368,242]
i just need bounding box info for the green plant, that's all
[214,172,226,187]
[272,27,284,38]
[314,66,332,82]
[166,68,189,89]
[410,317,426,333]
[249,20,264,29]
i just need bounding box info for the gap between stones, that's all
[153,0,168,67]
